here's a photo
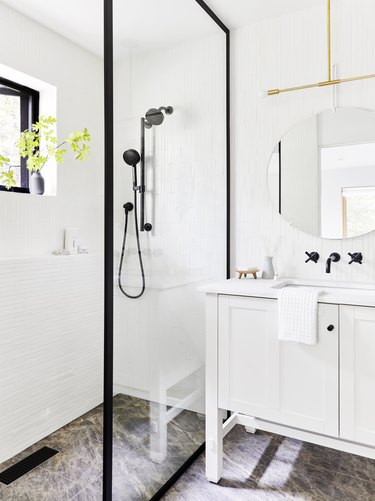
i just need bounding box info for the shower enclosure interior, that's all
[112,0,227,497]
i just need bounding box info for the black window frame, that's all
[0,76,39,194]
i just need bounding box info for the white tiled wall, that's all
[232,0,375,282]
[0,255,103,464]
[0,4,104,462]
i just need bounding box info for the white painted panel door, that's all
[340,306,375,446]
[218,296,339,435]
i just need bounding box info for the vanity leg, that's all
[245,426,257,434]
[206,293,223,483]
[206,406,223,483]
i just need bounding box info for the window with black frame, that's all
[0,77,39,192]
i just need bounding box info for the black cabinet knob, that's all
[327,325,335,332]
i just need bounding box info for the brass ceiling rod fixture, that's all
[267,0,375,96]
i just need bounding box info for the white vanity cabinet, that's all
[340,305,375,447]
[218,295,339,436]
[203,279,375,483]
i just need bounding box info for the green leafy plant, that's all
[0,115,91,190]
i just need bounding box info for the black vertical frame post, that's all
[226,27,231,279]
[103,0,114,499]
[278,141,282,215]
[193,0,230,279]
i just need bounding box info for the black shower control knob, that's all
[327,325,335,332]
[348,252,363,265]
[305,251,319,264]
[144,223,152,232]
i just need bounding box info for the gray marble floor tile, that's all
[71,476,102,501]
[337,450,375,484]
[0,468,84,501]
[0,394,205,500]
[333,472,375,501]
[164,427,340,501]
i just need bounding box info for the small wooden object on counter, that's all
[236,267,259,279]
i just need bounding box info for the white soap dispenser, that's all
[64,228,79,254]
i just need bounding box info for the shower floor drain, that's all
[0,447,59,485]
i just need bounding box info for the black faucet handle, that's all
[305,251,320,264]
[348,252,363,265]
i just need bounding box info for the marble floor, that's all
[163,425,375,501]
[0,394,205,501]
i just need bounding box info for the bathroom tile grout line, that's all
[68,473,103,500]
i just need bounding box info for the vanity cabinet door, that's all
[218,296,339,436]
[340,306,375,446]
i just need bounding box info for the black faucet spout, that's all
[326,253,341,274]
[326,258,332,274]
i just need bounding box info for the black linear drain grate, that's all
[0,446,59,485]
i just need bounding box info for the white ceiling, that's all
[204,0,325,30]
[0,0,325,57]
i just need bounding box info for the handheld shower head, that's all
[144,105,174,129]
[123,149,140,166]
[123,149,141,189]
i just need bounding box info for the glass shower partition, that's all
[112,1,227,498]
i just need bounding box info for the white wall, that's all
[0,3,103,462]
[232,0,375,282]
[113,33,226,412]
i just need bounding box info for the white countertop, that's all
[199,277,375,308]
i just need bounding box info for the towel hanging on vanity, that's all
[278,287,323,345]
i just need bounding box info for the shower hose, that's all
[118,191,146,299]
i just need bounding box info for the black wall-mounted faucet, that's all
[326,253,341,274]
[305,251,320,263]
[348,252,363,264]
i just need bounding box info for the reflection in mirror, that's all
[268,108,375,239]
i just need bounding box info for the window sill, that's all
[0,185,30,194]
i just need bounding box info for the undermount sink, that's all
[271,279,375,296]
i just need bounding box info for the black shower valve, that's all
[348,252,363,265]
[305,251,320,264]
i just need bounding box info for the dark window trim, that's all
[103,1,230,500]
[0,76,39,193]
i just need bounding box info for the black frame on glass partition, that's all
[103,1,230,499]
[0,76,39,193]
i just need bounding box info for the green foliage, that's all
[17,116,91,172]
[0,155,16,189]
[0,116,91,189]
[0,155,10,169]
[0,169,17,190]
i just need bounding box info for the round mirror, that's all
[268,108,375,239]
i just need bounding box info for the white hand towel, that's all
[278,287,323,344]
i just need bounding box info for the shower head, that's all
[144,106,174,129]
[145,108,164,127]
[123,149,140,166]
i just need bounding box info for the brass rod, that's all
[266,0,375,97]
[340,73,375,83]
[267,72,375,95]
[328,0,331,81]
